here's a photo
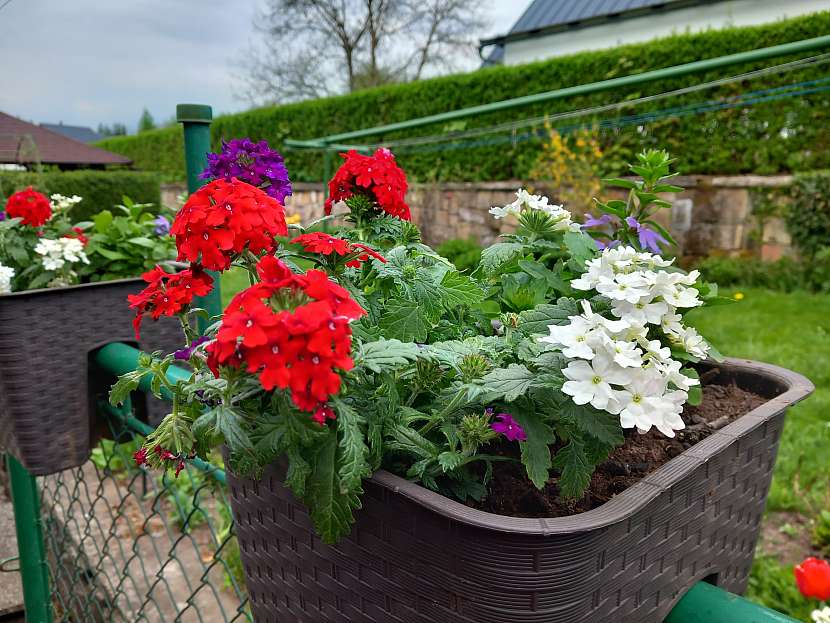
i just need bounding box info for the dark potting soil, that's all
[470,378,767,518]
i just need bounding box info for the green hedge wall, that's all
[97,11,830,183]
[0,170,161,221]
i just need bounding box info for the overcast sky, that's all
[0,1,526,132]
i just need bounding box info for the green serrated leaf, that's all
[305,430,360,544]
[569,404,624,446]
[517,298,579,336]
[510,410,554,489]
[477,364,534,402]
[440,271,484,308]
[356,339,422,373]
[333,400,370,494]
[378,298,430,342]
[109,369,148,405]
[480,242,524,274]
[553,439,592,499]
[437,450,464,473]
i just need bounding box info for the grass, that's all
[219,275,827,618]
[688,287,830,621]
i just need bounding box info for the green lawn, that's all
[688,287,830,621]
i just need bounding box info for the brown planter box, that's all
[226,359,813,623]
[0,278,182,475]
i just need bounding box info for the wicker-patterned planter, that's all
[226,359,813,623]
[0,278,182,475]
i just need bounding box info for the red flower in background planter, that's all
[795,557,830,601]
[172,178,288,271]
[128,265,214,339]
[63,227,89,246]
[324,148,410,220]
[5,187,52,227]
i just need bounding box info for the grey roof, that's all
[481,0,715,46]
[39,122,102,144]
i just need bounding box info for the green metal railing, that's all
[284,33,830,184]
[1,101,802,622]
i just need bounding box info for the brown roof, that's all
[0,111,131,166]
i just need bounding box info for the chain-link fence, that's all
[37,406,250,622]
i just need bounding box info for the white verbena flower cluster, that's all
[34,238,90,272]
[489,188,579,232]
[813,607,830,623]
[50,193,83,211]
[0,263,14,294]
[540,246,710,437]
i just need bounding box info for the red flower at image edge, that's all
[128,265,214,339]
[207,256,365,417]
[795,557,830,601]
[324,148,410,220]
[291,232,387,268]
[172,177,288,271]
[5,187,52,227]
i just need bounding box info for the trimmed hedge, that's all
[97,11,830,183]
[0,170,161,222]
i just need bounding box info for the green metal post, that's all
[322,147,332,187]
[176,104,223,322]
[666,581,799,623]
[7,455,52,623]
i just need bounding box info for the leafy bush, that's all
[695,253,830,293]
[436,238,482,273]
[81,197,177,282]
[788,171,830,259]
[0,170,161,222]
[97,11,830,183]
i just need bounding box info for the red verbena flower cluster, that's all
[5,187,52,227]
[172,178,288,271]
[324,148,410,220]
[207,255,365,415]
[291,232,387,268]
[128,265,214,339]
[63,227,89,246]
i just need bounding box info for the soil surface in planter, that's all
[470,379,766,518]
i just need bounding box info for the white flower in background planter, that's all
[34,238,90,272]
[50,193,83,212]
[0,263,14,294]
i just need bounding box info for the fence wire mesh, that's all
[37,412,250,622]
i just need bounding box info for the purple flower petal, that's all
[200,138,293,203]
[625,216,668,253]
[153,215,171,236]
[490,413,527,442]
[583,213,613,229]
[174,336,210,360]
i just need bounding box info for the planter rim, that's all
[0,276,144,300]
[368,358,813,535]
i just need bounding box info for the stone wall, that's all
[161,174,794,258]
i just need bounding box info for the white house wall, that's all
[502,0,830,65]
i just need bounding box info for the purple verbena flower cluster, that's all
[200,138,292,203]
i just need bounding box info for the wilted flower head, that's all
[200,138,292,203]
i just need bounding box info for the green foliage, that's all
[436,238,482,273]
[82,196,177,281]
[97,12,830,182]
[788,171,830,259]
[0,170,161,222]
[746,555,817,622]
[695,253,830,293]
[138,107,156,133]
